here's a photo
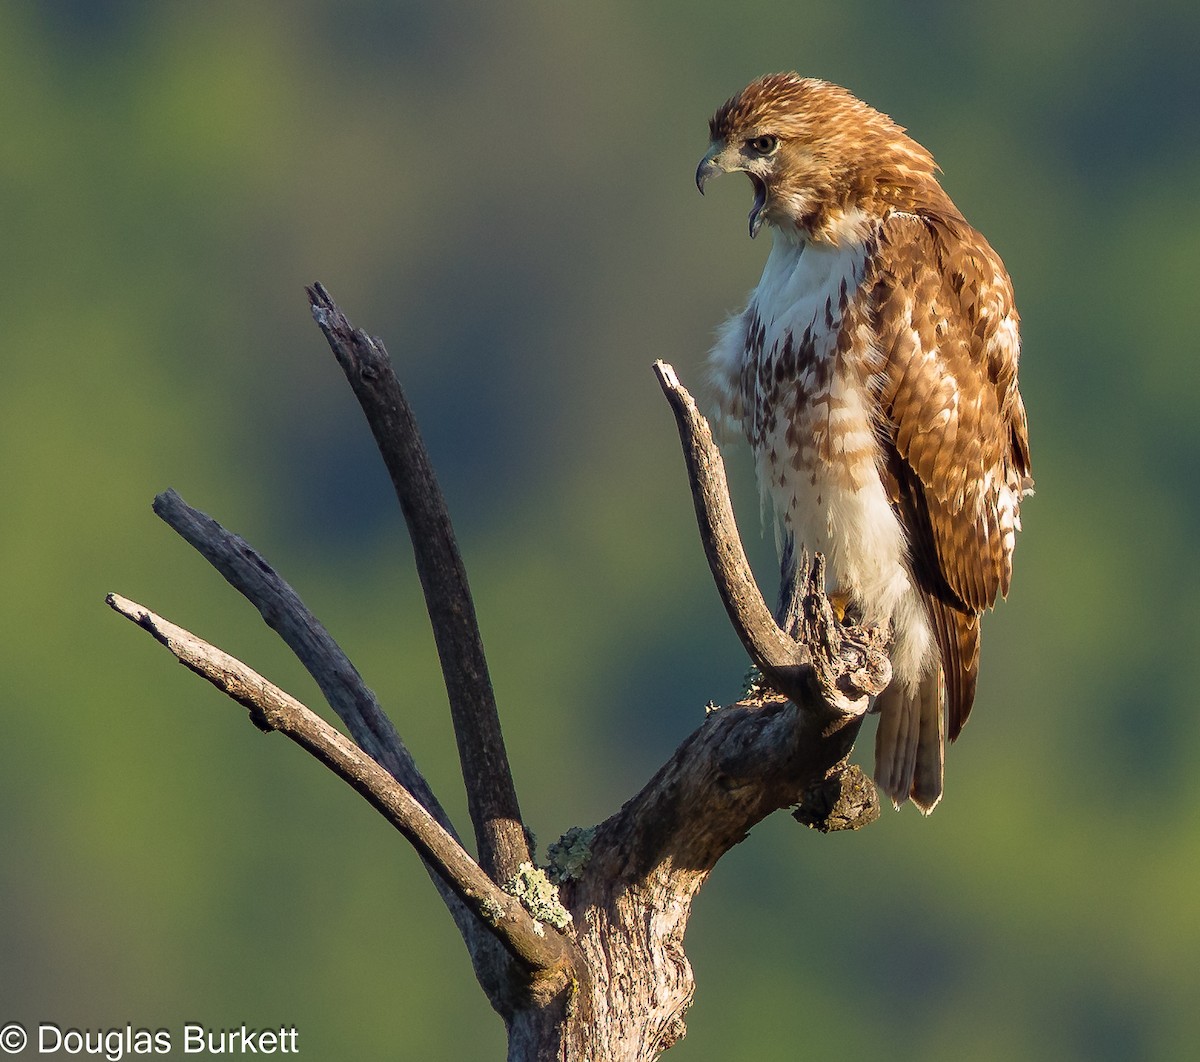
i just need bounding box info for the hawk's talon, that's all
[827,590,854,626]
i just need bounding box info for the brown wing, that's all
[866,209,1032,739]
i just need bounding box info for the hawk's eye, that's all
[747,134,779,157]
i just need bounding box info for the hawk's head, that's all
[697,73,940,243]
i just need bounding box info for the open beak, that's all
[746,175,767,239]
[696,144,768,239]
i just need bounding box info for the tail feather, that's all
[909,668,945,814]
[873,682,918,807]
[874,668,945,813]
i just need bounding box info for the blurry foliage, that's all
[2,0,1199,1058]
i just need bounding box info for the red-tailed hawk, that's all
[698,73,1032,812]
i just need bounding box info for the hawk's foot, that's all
[828,590,853,625]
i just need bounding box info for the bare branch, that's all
[152,488,449,830]
[578,690,866,892]
[105,593,576,992]
[653,360,888,715]
[307,283,528,883]
[147,491,532,1014]
[653,361,814,701]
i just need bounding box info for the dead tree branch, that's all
[652,362,813,690]
[109,286,894,1059]
[105,593,576,996]
[151,488,442,823]
[147,488,528,1007]
[653,360,889,717]
[307,282,529,885]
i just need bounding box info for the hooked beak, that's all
[696,147,724,195]
[696,144,768,239]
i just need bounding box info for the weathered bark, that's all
[108,286,891,1060]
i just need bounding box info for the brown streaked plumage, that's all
[700,74,1032,811]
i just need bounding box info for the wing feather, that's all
[867,210,1031,734]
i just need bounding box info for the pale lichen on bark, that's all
[504,862,573,932]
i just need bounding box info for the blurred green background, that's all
[3,1,1198,1058]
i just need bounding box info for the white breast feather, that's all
[709,232,935,691]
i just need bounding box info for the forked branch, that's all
[146,489,526,1007]
[108,286,893,1059]
[105,592,576,991]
